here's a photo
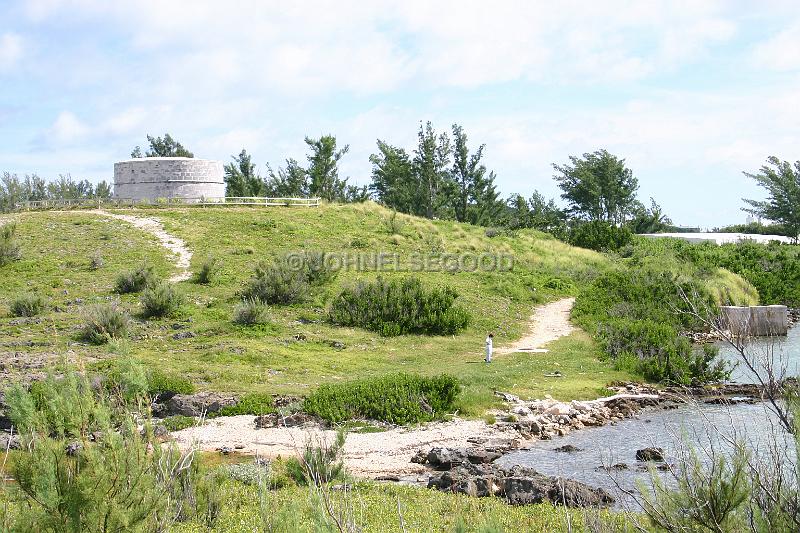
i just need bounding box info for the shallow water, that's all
[717,325,800,383]
[500,326,800,509]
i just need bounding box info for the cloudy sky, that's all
[2,1,799,226]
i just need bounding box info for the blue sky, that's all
[2,1,799,227]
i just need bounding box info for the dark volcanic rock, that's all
[0,433,20,450]
[165,392,237,417]
[427,461,613,508]
[554,444,581,453]
[636,447,665,462]
[420,447,502,470]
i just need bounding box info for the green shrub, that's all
[147,368,196,396]
[161,415,197,431]
[89,251,104,270]
[328,277,470,336]
[82,303,129,344]
[243,259,309,305]
[0,222,21,266]
[285,430,347,486]
[9,292,46,317]
[211,393,275,417]
[233,298,270,326]
[301,251,337,286]
[598,318,729,384]
[2,369,212,532]
[382,210,406,235]
[568,221,633,252]
[140,280,184,318]
[303,373,460,424]
[195,255,218,284]
[225,461,269,486]
[114,263,156,293]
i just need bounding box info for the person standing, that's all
[485,333,493,363]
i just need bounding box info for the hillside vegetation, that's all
[0,203,756,413]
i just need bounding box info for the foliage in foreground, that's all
[303,372,460,424]
[0,370,218,532]
[329,276,470,336]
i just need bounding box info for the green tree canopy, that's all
[369,122,502,223]
[553,149,639,225]
[223,149,263,197]
[305,135,350,201]
[131,133,194,158]
[743,156,800,242]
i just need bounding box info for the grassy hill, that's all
[0,203,755,415]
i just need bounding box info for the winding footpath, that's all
[496,297,575,354]
[171,297,580,478]
[89,210,193,282]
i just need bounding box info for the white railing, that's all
[14,196,321,211]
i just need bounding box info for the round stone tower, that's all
[113,157,226,201]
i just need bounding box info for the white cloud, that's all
[0,33,23,71]
[751,21,800,71]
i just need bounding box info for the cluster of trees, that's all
[0,172,111,212]
[224,135,368,203]
[131,133,193,158]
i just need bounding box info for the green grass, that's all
[169,479,622,532]
[0,203,716,415]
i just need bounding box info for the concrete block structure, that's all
[113,157,225,201]
[721,305,788,336]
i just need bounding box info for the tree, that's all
[743,156,800,243]
[131,133,194,158]
[369,141,415,213]
[305,135,350,201]
[501,191,566,237]
[95,180,113,199]
[413,121,452,219]
[628,197,672,234]
[224,149,264,197]
[264,159,309,198]
[449,124,503,225]
[553,149,639,225]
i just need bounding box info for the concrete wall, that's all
[721,305,788,336]
[113,157,225,201]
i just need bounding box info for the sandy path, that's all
[89,210,192,282]
[496,297,575,354]
[171,417,520,478]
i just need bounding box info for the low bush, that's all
[195,255,218,284]
[82,303,129,344]
[0,222,21,266]
[286,430,347,486]
[9,292,46,317]
[233,298,270,326]
[242,259,309,305]
[303,373,460,424]
[140,281,184,318]
[301,251,337,286]
[114,263,156,293]
[89,251,104,270]
[598,318,729,384]
[328,277,470,336]
[211,393,274,417]
[161,415,197,431]
[568,221,633,252]
[147,368,196,396]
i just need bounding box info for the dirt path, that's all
[171,417,519,479]
[89,210,192,282]
[496,297,575,354]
